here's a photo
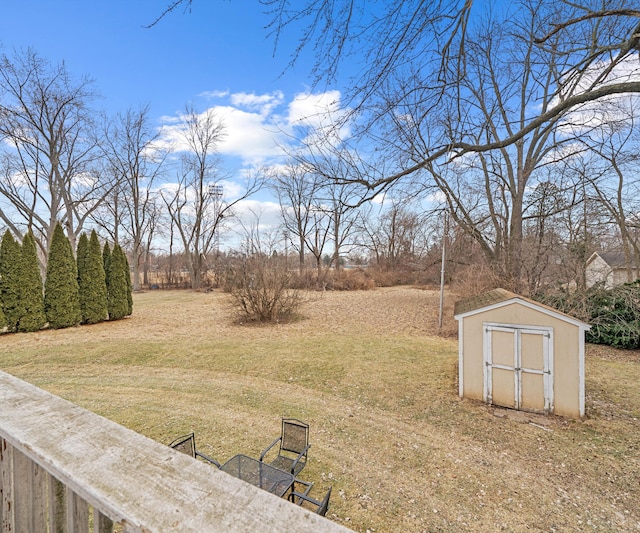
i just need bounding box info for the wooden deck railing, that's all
[0,371,351,532]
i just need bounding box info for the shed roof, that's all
[453,288,518,316]
[453,288,590,329]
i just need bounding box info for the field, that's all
[1,287,639,532]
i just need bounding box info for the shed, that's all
[454,288,590,418]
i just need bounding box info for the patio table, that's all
[220,454,295,498]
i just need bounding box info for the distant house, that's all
[585,251,639,289]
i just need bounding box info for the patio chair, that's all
[259,418,310,475]
[290,486,332,516]
[168,432,220,468]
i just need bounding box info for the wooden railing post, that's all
[0,437,13,533]
[95,510,114,533]
[49,474,65,533]
[67,489,89,533]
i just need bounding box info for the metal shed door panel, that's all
[484,325,553,413]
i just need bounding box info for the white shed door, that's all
[483,324,553,413]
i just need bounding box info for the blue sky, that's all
[0,1,317,115]
[0,1,356,245]
[0,1,352,165]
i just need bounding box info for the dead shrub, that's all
[324,268,376,291]
[449,263,502,298]
[287,268,376,291]
[223,255,304,323]
[289,268,326,290]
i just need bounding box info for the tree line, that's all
[151,1,640,295]
[0,49,260,293]
[4,2,640,297]
[267,0,640,296]
[0,223,132,333]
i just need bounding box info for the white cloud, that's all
[234,198,281,221]
[230,91,284,115]
[287,90,343,127]
[154,89,349,165]
[557,54,640,134]
[286,90,352,152]
[157,114,182,125]
[214,178,245,201]
[156,181,180,196]
[199,90,230,99]
[215,104,286,160]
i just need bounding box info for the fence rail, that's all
[0,370,350,532]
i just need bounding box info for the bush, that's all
[0,300,5,331]
[44,223,82,329]
[585,283,640,349]
[539,282,640,349]
[18,231,46,332]
[106,243,130,321]
[77,231,108,324]
[322,268,376,291]
[224,255,304,322]
[0,230,25,332]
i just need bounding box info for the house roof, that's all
[586,251,628,268]
[453,288,590,329]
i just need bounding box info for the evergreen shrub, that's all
[19,231,46,332]
[0,230,25,332]
[541,281,640,349]
[44,223,82,329]
[106,243,129,320]
[78,231,108,324]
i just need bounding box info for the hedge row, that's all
[540,281,640,349]
[0,223,132,332]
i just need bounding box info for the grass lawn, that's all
[1,287,639,532]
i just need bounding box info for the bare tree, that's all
[321,178,360,270]
[142,195,163,286]
[262,0,640,157]
[161,105,263,289]
[520,180,576,291]
[97,106,168,291]
[0,49,108,258]
[356,203,430,271]
[271,162,320,272]
[571,112,640,279]
[304,200,332,272]
[272,163,344,273]
[304,148,364,270]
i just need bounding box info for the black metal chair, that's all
[290,486,332,516]
[259,418,310,475]
[168,432,220,467]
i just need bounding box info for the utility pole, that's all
[438,211,448,330]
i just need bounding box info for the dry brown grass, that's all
[1,287,639,532]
